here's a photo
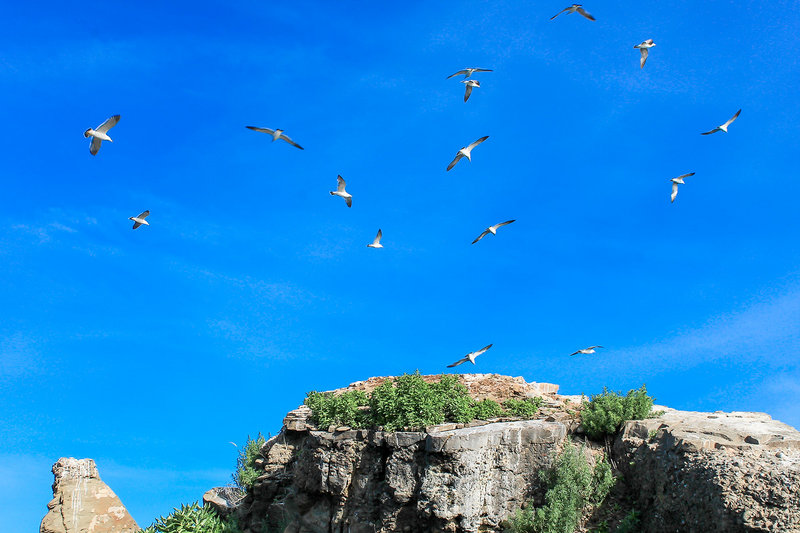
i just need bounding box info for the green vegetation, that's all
[232,433,266,490]
[139,502,241,533]
[508,441,616,533]
[580,386,655,440]
[304,372,543,431]
[612,510,641,533]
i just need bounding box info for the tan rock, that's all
[40,458,138,533]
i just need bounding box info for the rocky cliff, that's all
[40,457,139,533]
[214,374,800,533]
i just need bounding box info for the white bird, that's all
[670,172,695,203]
[129,210,150,230]
[447,344,493,368]
[634,39,656,69]
[551,4,595,21]
[701,109,742,135]
[246,126,304,149]
[570,345,603,356]
[367,229,383,248]
[446,136,489,171]
[447,67,492,79]
[84,115,120,156]
[472,220,516,244]
[330,175,352,207]
[461,79,480,102]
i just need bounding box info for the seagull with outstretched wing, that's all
[570,345,603,356]
[367,229,383,248]
[447,136,489,171]
[551,4,595,21]
[447,67,492,79]
[447,344,493,368]
[85,115,120,155]
[634,39,656,68]
[462,79,480,102]
[129,210,150,230]
[330,175,352,207]
[670,172,696,203]
[472,220,515,244]
[701,109,741,135]
[246,126,304,149]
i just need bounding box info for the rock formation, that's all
[40,457,139,533]
[224,374,800,533]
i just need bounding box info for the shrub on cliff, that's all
[139,502,241,533]
[232,433,266,490]
[580,386,654,440]
[304,390,370,429]
[472,398,504,419]
[508,441,615,533]
[503,397,543,419]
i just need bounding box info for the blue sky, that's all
[1,0,799,529]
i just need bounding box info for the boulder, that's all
[40,458,139,533]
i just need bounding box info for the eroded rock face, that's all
[615,410,800,532]
[40,458,139,533]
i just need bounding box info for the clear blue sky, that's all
[1,0,799,530]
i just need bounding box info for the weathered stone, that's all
[203,486,244,517]
[40,458,138,533]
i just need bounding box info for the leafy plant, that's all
[304,390,369,429]
[613,510,640,533]
[503,397,543,418]
[580,386,655,440]
[471,398,504,420]
[508,441,616,533]
[232,433,266,490]
[139,502,241,533]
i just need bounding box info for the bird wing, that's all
[464,84,473,102]
[472,344,493,357]
[246,126,275,135]
[467,135,489,151]
[447,69,469,79]
[675,173,695,181]
[279,133,304,150]
[96,115,120,134]
[671,182,679,202]
[132,221,142,229]
[345,196,352,208]
[373,229,382,244]
[640,48,648,68]
[569,350,581,356]
[137,210,150,219]
[723,109,742,128]
[587,345,603,349]
[700,127,720,135]
[473,68,493,73]
[550,7,569,19]
[446,152,464,171]
[472,229,491,244]
[494,219,516,230]
[576,6,595,20]
[447,356,469,368]
[337,175,347,192]
[89,136,102,155]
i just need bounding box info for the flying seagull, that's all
[634,39,656,68]
[447,68,492,79]
[85,115,120,156]
[701,109,742,135]
[446,136,489,171]
[472,220,516,244]
[670,172,696,203]
[367,229,383,248]
[447,344,493,368]
[129,210,150,230]
[246,126,304,149]
[461,79,480,102]
[551,4,595,21]
[330,175,352,207]
[570,345,603,356]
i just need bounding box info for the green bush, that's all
[304,390,369,429]
[139,502,241,533]
[471,398,504,420]
[613,510,640,533]
[508,441,616,533]
[503,397,543,418]
[232,434,266,490]
[581,386,655,440]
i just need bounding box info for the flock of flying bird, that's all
[80,3,743,370]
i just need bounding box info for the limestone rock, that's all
[40,458,139,533]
